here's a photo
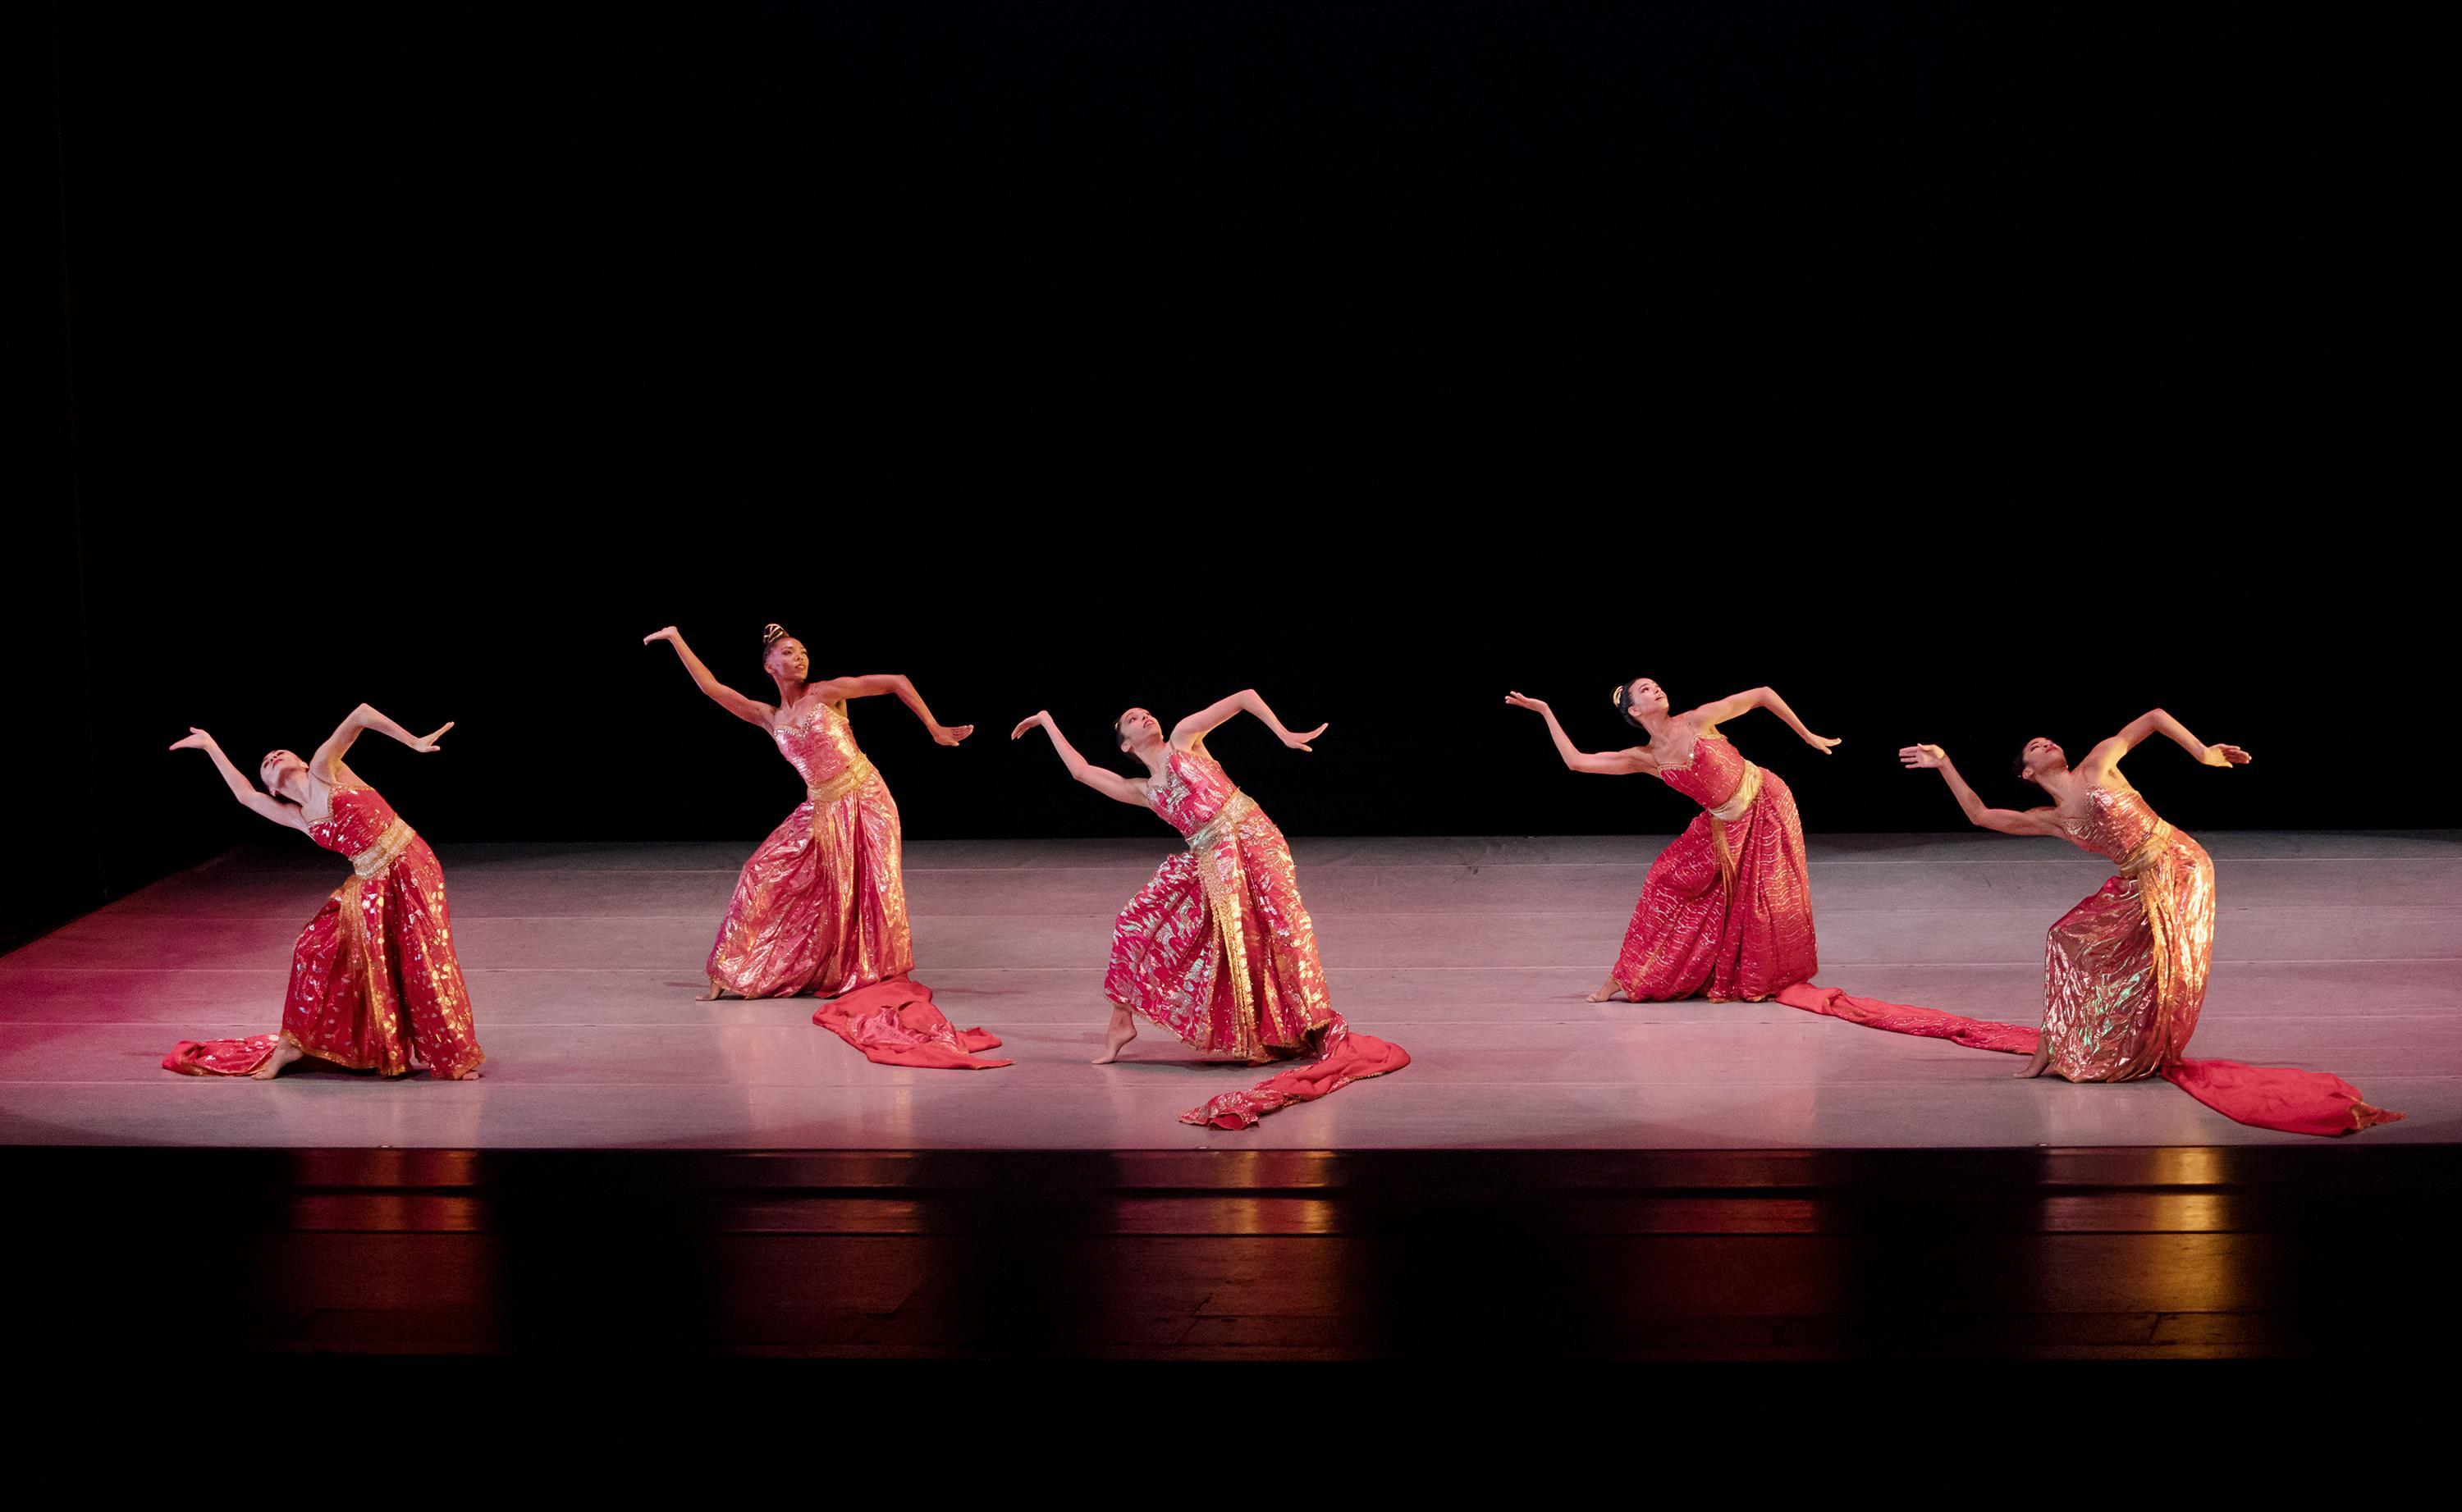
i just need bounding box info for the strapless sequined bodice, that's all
[2062,785,2166,865]
[304,784,404,857]
[1656,733,1751,810]
[1149,747,1242,839]
[771,699,867,789]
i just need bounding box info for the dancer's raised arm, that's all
[817,674,973,746]
[168,729,306,829]
[307,703,453,783]
[1504,692,1651,774]
[643,626,774,726]
[1012,711,1150,806]
[1688,686,1841,754]
[1899,744,2062,836]
[2088,709,2249,774]
[1171,688,1325,752]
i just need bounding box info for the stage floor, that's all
[2,833,2455,1149]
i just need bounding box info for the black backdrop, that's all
[16,2,2446,949]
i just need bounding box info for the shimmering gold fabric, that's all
[2043,785,2214,1081]
[1104,744,1333,1059]
[706,699,913,998]
[1612,734,1819,1003]
[281,783,483,1078]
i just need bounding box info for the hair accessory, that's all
[762,623,790,647]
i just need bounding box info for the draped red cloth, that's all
[812,978,1010,1070]
[1773,984,2403,1137]
[163,1035,279,1077]
[1180,1015,1411,1130]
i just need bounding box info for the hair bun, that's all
[761,623,789,647]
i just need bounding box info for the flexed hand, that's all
[931,723,977,747]
[642,626,680,646]
[1898,743,1948,770]
[1011,711,1051,740]
[2199,742,2251,767]
[1503,691,1551,715]
[411,721,455,754]
[1282,722,1328,752]
[168,727,217,753]
[1803,733,1843,756]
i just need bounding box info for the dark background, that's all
[16,2,2445,950]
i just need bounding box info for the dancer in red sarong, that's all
[1506,678,1834,1003]
[646,622,972,1000]
[1011,692,1407,1129]
[1837,711,2401,1135]
[162,709,483,1080]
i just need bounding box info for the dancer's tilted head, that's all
[258,749,309,803]
[2014,737,2068,785]
[1114,707,1165,756]
[760,624,810,684]
[1612,677,1669,728]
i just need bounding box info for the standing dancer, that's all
[162,709,483,1080]
[1011,692,1407,1128]
[1846,711,2401,1135]
[1506,679,1835,1003]
[646,623,972,1001]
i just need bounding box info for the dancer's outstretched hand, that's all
[1804,733,1843,756]
[1503,691,1550,714]
[642,626,680,646]
[412,722,455,753]
[1898,743,1948,770]
[931,723,976,747]
[1282,722,1328,752]
[1010,712,1050,740]
[2199,742,2252,767]
[168,727,216,753]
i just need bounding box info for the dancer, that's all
[1506,679,1834,1004]
[162,709,483,1080]
[646,623,972,1001]
[1831,710,2400,1135]
[1012,692,1407,1128]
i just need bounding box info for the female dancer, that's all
[1507,679,1835,1004]
[1883,710,2400,1133]
[162,708,483,1080]
[646,623,971,1000]
[1012,692,1407,1127]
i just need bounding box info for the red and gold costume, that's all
[1101,742,1407,1127]
[707,697,913,998]
[165,781,483,1079]
[1777,783,2401,1136]
[1611,733,1819,1002]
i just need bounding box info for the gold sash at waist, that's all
[806,755,878,807]
[1705,763,1764,901]
[1186,791,1259,856]
[2116,820,2176,879]
[350,819,417,880]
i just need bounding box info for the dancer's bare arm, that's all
[1171,689,1325,752]
[1690,686,1842,755]
[1504,692,1654,774]
[1012,711,1149,806]
[643,626,774,726]
[168,729,306,830]
[819,674,974,746]
[2088,709,2249,777]
[1899,744,2062,836]
[309,704,452,782]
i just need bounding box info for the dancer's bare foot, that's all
[697,977,736,1002]
[1092,1008,1138,1065]
[249,1039,305,1080]
[1586,977,1628,1003]
[2014,1048,2052,1079]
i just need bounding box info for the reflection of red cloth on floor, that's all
[163,1035,278,1076]
[1181,1015,1409,1130]
[1773,983,2403,1137]
[813,978,1010,1070]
